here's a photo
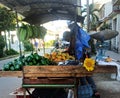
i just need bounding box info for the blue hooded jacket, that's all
[75,26,90,60]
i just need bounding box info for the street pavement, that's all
[105,50,120,61]
[0,50,120,98]
[93,50,120,98]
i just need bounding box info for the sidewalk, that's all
[93,50,120,98]
[105,50,120,61]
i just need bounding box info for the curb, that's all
[0,55,19,61]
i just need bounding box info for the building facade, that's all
[110,0,120,53]
[97,0,120,53]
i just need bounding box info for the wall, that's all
[104,2,113,17]
[116,14,120,53]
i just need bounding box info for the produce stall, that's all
[0,0,119,98]
[0,52,118,98]
[0,65,117,98]
[0,30,118,98]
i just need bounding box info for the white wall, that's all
[99,2,112,20]
[111,14,120,52]
[116,14,120,52]
[104,2,113,17]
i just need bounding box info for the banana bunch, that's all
[17,23,33,41]
[44,52,75,62]
[17,24,47,42]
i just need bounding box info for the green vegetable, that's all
[10,66,15,71]
[14,64,20,71]
[3,64,10,71]
[2,53,56,71]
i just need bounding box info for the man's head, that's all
[62,31,72,42]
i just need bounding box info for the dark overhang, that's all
[0,0,84,25]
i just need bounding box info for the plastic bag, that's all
[75,27,90,60]
[78,84,93,98]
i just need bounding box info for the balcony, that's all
[113,0,120,5]
[113,4,120,12]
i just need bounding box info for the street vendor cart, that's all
[0,64,117,98]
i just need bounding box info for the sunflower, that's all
[83,58,95,71]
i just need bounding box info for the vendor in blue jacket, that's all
[63,23,100,98]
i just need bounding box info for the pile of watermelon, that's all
[2,53,57,71]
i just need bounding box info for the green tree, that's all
[23,40,34,52]
[0,36,5,57]
[0,6,16,51]
[81,4,99,31]
[100,23,111,31]
[81,4,99,54]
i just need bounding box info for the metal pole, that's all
[74,6,77,24]
[87,0,90,32]
[15,10,22,56]
[77,0,81,15]
[92,0,94,9]
[43,38,45,55]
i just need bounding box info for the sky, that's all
[81,0,92,6]
[81,0,111,6]
[43,20,69,41]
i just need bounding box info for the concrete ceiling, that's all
[0,0,84,25]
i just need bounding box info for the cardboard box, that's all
[9,87,34,98]
[16,95,30,98]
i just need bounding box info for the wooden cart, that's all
[0,65,117,98]
[21,65,116,98]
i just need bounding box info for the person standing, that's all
[64,23,100,98]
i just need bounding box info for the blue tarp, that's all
[75,27,90,60]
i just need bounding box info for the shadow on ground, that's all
[93,73,120,98]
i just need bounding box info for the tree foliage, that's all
[0,6,16,49]
[100,23,111,31]
[0,6,16,32]
[81,4,99,31]
[0,36,5,57]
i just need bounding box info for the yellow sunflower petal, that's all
[83,58,95,71]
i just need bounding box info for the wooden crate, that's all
[22,65,117,98]
[22,66,92,84]
[22,65,117,84]
[16,95,30,98]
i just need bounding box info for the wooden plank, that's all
[94,65,117,73]
[23,73,92,78]
[0,71,22,77]
[0,65,117,77]
[23,66,86,74]
[23,66,92,78]
[23,65,117,74]
[23,78,76,84]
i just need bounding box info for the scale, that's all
[95,41,110,60]
[90,29,119,61]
